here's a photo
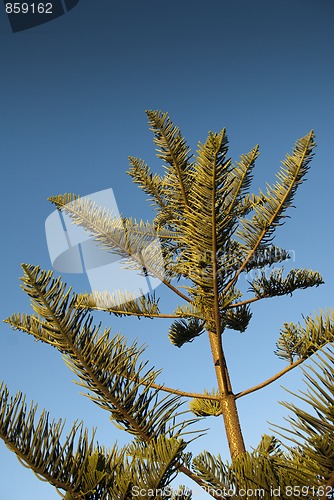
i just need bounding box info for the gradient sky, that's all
[0,1,334,498]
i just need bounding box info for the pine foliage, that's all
[273,347,334,496]
[235,130,315,252]
[189,390,221,417]
[76,290,161,318]
[249,268,324,298]
[168,318,205,348]
[191,434,321,500]
[5,265,196,442]
[275,310,334,363]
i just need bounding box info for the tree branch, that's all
[178,464,228,500]
[225,296,262,309]
[75,304,186,320]
[222,131,314,297]
[235,358,305,399]
[1,436,76,496]
[161,278,192,302]
[136,380,220,401]
[22,265,151,442]
[148,110,189,208]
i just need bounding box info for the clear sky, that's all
[0,1,333,498]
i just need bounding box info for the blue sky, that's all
[0,1,333,498]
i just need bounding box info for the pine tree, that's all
[1,111,333,499]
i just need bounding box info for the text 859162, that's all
[5,3,53,14]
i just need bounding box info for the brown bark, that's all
[208,330,246,458]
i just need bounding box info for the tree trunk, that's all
[208,330,246,458]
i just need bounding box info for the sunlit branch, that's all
[138,380,220,401]
[222,131,314,297]
[22,265,151,442]
[76,307,186,320]
[225,296,263,309]
[235,358,304,399]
